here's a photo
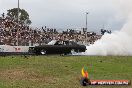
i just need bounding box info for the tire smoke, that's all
[81,0,132,56]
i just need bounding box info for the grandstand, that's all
[0,13,102,46]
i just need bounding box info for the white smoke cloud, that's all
[82,0,132,56]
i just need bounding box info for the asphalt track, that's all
[0,52,83,56]
[0,52,67,56]
[0,52,34,56]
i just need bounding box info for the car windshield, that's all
[47,40,57,45]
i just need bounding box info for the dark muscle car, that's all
[29,40,86,55]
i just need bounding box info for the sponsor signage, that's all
[90,80,130,85]
[80,66,130,86]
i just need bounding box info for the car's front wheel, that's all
[71,49,76,54]
[40,49,46,55]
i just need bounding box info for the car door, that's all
[52,41,63,54]
[61,41,73,54]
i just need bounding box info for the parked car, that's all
[29,40,86,55]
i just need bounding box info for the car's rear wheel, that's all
[40,49,46,55]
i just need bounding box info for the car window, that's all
[54,41,63,45]
[63,41,69,45]
[69,42,73,45]
[69,41,78,45]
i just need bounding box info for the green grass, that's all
[0,55,132,88]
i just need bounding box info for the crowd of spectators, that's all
[0,13,102,46]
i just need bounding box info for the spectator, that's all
[0,13,102,46]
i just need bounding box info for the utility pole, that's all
[86,12,89,31]
[17,0,19,46]
[85,12,89,45]
[18,0,19,23]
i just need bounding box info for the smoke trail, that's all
[82,0,132,56]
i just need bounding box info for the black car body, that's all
[29,40,86,55]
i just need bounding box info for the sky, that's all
[0,0,126,32]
